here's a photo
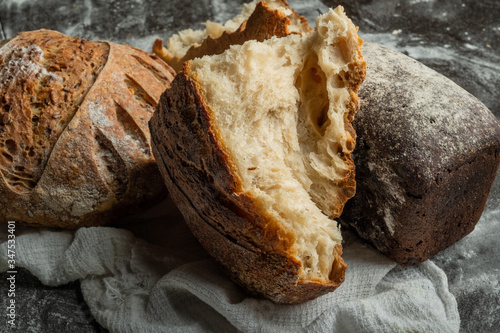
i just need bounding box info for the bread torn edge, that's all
[153,0,312,72]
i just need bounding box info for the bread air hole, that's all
[190,30,353,281]
[5,139,17,155]
[295,53,331,137]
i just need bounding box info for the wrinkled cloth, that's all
[0,204,460,333]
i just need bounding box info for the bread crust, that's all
[153,0,312,72]
[0,30,175,228]
[150,72,346,304]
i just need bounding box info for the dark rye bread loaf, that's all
[341,42,500,265]
[0,29,175,228]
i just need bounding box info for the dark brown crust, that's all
[0,29,175,228]
[154,1,312,72]
[149,72,347,304]
[341,42,500,265]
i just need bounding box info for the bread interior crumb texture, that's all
[189,8,361,281]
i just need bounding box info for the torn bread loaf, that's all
[153,0,312,72]
[0,29,175,228]
[150,7,366,303]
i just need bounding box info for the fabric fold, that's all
[0,220,460,333]
[0,218,460,333]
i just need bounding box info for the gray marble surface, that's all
[0,268,106,333]
[1,0,499,332]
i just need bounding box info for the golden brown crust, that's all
[333,59,367,219]
[0,29,175,228]
[150,72,347,304]
[338,35,367,218]
[154,1,312,72]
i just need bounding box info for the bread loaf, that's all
[150,7,366,303]
[153,0,312,72]
[341,42,500,265]
[0,29,175,228]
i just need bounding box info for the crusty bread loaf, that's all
[341,42,500,265]
[0,29,175,228]
[150,7,366,303]
[153,0,312,72]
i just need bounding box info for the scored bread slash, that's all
[150,6,366,304]
[153,0,312,72]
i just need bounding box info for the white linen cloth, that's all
[0,200,460,333]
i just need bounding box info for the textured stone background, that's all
[1,0,499,332]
